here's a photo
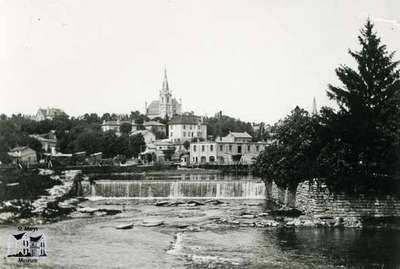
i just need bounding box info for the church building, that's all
[145,70,182,119]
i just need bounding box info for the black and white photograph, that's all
[0,1,399,268]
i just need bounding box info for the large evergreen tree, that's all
[323,19,400,191]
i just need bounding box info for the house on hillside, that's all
[35,107,66,121]
[143,121,166,137]
[168,114,207,143]
[101,120,133,135]
[8,146,37,165]
[29,130,57,154]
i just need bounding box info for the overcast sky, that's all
[0,0,399,123]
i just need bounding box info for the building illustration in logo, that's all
[6,232,47,257]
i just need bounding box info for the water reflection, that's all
[267,228,400,268]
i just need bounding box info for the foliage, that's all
[205,112,255,139]
[120,122,132,135]
[0,169,62,202]
[253,107,318,189]
[320,19,400,192]
[254,20,400,195]
[183,140,190,150]
[0,112,148,163]
[162,147,176,161]
[0,120,44,163]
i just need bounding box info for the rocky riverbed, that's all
[1,198,399,269]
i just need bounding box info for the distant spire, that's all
[312,97,318,115]
[162,68,169,93]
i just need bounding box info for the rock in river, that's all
[116,223,134,230]
[186,200,205,206]
[154,201,170,207]
[142,220,164,227]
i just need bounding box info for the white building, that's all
[190,132,267,165]
[145,69,182,119]
[168,114,207,143]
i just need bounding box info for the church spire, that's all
[162,68,169,93]
[312,97,318,115]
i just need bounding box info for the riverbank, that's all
[0,169,82,225]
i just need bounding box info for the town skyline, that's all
[1,1,399,124]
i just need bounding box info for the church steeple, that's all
[162,68,169,93]
[312,97,318,115]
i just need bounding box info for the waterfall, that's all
[87,180,265,199]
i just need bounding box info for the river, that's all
[0,172,399,268]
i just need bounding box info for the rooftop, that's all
[13,233,26,240]
[169,115,204,125]
[143,121,165,126]
[8,146,31,152]
[102,120,132,126]
[229,132,252,138]
[30,235,43,242]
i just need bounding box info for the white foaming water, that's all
[86,179,266,199]
[167,232,184,255]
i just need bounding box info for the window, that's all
[229,145,232,151]
[183,125,186,129]
[170,132,173,137]
[219,145,223,151]
[193,145,196,152]
[256,145,259,151]
[183,131,186,137]
[190,125,192,130]
[248,144,251,151]
[210,145,214,151]
[238,145,242,153]
[202,145,205,152]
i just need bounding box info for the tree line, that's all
[0,111,148,164]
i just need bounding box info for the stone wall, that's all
[266,180,400,218]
